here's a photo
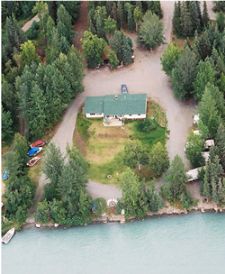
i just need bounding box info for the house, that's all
[84,94,147,125]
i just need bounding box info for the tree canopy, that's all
[138,11,164,49]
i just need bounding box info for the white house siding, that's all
[123,114,146,119]
[86,113,104,118]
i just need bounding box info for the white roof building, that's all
[186,167,205,182]
[204,139,215,150]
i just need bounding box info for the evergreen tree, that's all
[2,107,13,143]
[108,49,119,69]
[202,1,209,28]
[193,59,216,101]
[117,1,125,28]
[198,83,221,138]
[172,46,198,100]
[125,3,135,31]
[57,147,91,225]
[151,1,163,18]
[104,17,117,36]
[82,31,106,68]
[94,6,107,38]
[110,30,133,65]
[35,200,50,223]
[12,133,29,172]
[165,155,187,200]
[16,64,38,137]
[67,46,84,93]
[28,83,48,138]
[20,40,40,68]
[185,132,204,167]
[145,181,163,212]
[120,169,147,218]
[180,2,193,37]
[5,15,25,55]
[46,15,55,44]
[216,12,225,33]
[46,28,61,63]
[57,4,73,43]
[2,77,17,122]
[49,199,66,224]
[58,1,81,23]
[138,11,164,49]
[213,1,225,12]
[189,1,202,33]
[202,154,224,203]
[133,6,143,31]
[216,124,225,170]
[172,2,182,37]
[43,143,64,198]
[123,141,149,170]
[193,30,213,60]
[32,1,48,35]
[160,42,182,76]
[149,142,169,177]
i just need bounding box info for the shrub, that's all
[26,21,40,40]
[136,118,158,132]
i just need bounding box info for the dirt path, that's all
[73,1,88,49]
[21,15,39,32]
[35,1,216,202]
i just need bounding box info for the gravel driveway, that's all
[35,1,215,201]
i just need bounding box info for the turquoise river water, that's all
[2,213,225,274]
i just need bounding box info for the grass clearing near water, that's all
[74,101,168,184]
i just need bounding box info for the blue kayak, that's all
[2,170,9,181]
[27,147,42,157]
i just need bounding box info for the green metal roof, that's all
[84,96,104,114]
[84,94,147,116]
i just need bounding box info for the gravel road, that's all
[35,1,215,201]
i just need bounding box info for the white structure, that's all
[202,152,210,163]
[186,167,205,182]
[204,139,215,150]
[193,114,200,125]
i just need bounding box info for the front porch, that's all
[103,116,123,127]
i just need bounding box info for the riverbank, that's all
[23,201,225,230]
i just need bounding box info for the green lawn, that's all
[74,101,168,184]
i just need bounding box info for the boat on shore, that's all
[2,228,15,244]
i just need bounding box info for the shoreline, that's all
[23,203,225,230]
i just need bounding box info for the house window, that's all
[129,114,132,116]
[138,114,141,116]
[90,113,95,116]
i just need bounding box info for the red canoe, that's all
[30,139,46,148]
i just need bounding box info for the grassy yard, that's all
[74,100,168,184]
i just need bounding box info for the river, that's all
[2,213,225,274]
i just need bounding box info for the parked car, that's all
[30,139,46,148]
[27,147,42,157]
[2,170,9,181]
[27,156,41,167]
[121,84,128,94]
